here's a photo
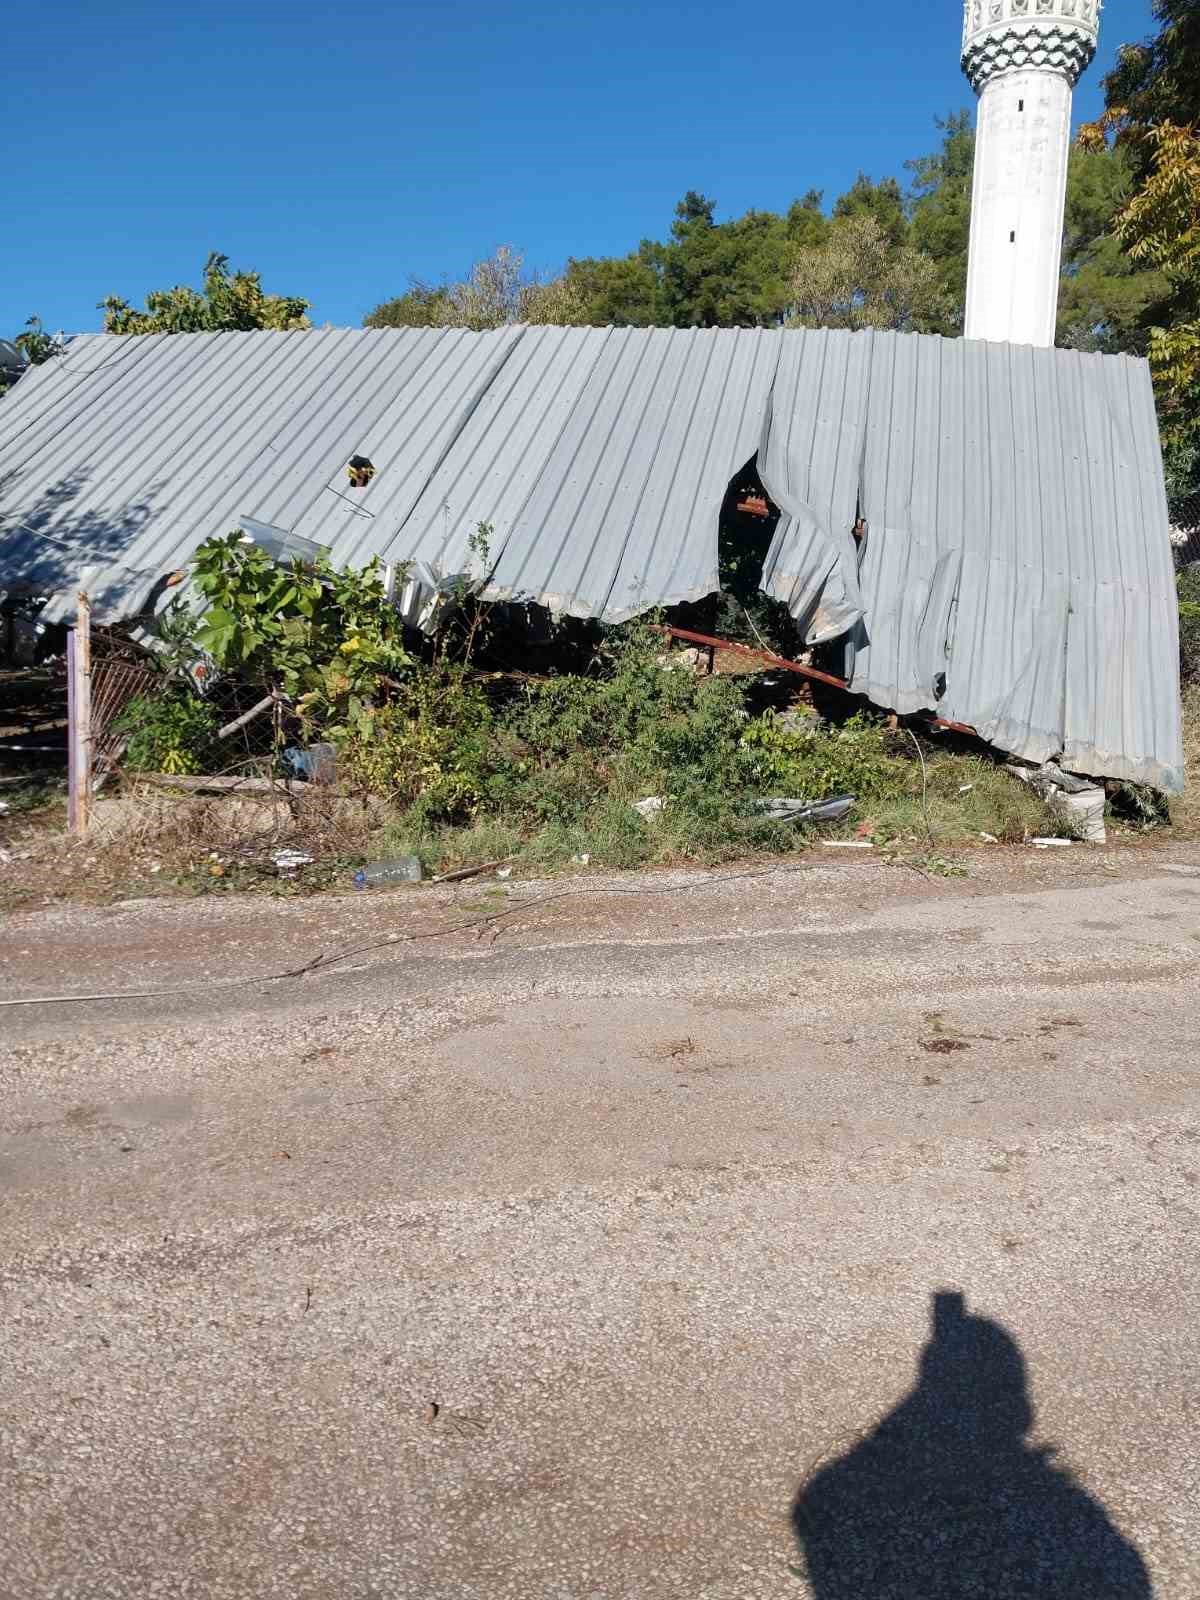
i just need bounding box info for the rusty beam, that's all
[663,625,977,738]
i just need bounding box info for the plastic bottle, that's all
[353,855,423,888]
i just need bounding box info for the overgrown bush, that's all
[190,533,412,733]
[494,620,756,814]
[127,534,1094,872]
[338,621,915,866]
[337,667,493,822]
[116,690,219,775]
[740,710,910,801]
[1179,565,1200,685]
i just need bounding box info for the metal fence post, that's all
[68,590,92,834]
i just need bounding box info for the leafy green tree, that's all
[786,192,829,247]
[658,191,726,326]
[907,112,975,333]
[1114,122,1200,507]
[189,533,412,736]
[1090,0,1200,166]
[13,315,61,364]
[1,316,63,393]
[561,251,662,326]
[1079,0,1200,508]
[101,253,309,334]
[363,284,455,328]
[1057,143,1167,352]
[832,174,908,247]
[788,214,952,333]
[655,191,821,327]
[364,245,585,330]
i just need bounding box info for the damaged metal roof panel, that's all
[0,325,524,619]
[389,324,781,620]
[758,328,871,642]
[759,329,1184,793]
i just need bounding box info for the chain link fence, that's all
[1171,494,1200,572]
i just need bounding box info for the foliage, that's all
[364,246,587,331]
[739,711,910,801]
[115,690,219,775]
[337,623,914,867]
[1079,3,1200,496]
[787,214,954,333]
[14,315,62,365]
[337,667,494,820]
[1164,436,1200,522]
[188,533,411,734]
[1180,564,1200,684]
[1058,143,1168,353]
[102,252,310,335]
[1,316,64,395]
[1086,0,1200,166]
[1174,682,1200,835]
[906,112,975,333]
[1113,122,1200,482]
[561,252,662,326]
[498,619,755,812]
[832,173,909,248]
[654,192,829,327]
[0,773,63,815]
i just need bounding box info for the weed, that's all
[116,690,219,776]
[864,755,1062,847]
[1179,566,1200,687]
[901,852,970,878]
[0,773,64,816]
[1172,683,1200,838]
[740,711,909,801]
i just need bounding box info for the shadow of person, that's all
[792,1290,1152,1599]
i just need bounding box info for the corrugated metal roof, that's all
[389,324,780,620]
[0,325,523,616]
[0,323,1184,790]
[758,330,1183,791]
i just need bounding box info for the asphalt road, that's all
[2,847,1199,1599]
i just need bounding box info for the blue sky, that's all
[5,0,1156,336]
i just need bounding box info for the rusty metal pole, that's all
[68,590,93,834]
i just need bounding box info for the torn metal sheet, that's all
[757,330,1183,793]
[388,324,781,622]
[758,328,870,643]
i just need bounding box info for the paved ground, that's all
[2,845,1199,1599]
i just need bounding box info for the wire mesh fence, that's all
[1171,495,1200,571]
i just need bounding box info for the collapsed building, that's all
[0,322,1185,791]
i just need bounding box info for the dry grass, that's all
[1172,684,1200,838]
[855,754,1065,849]
[0,781,391,910]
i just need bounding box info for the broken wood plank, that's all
[217,694,278,740]
[431,859,512,884]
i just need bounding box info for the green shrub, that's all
[337,666,492,821]
[116,690,219,775]
[500,619,753,811]
[189,532,412,734]
[1179,566,1200,686]
[739,710,911,802]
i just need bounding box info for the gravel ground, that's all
[2,845,1199,1598]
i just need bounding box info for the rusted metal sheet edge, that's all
[662,626,977,738]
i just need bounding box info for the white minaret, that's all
[961,0,1101,346]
